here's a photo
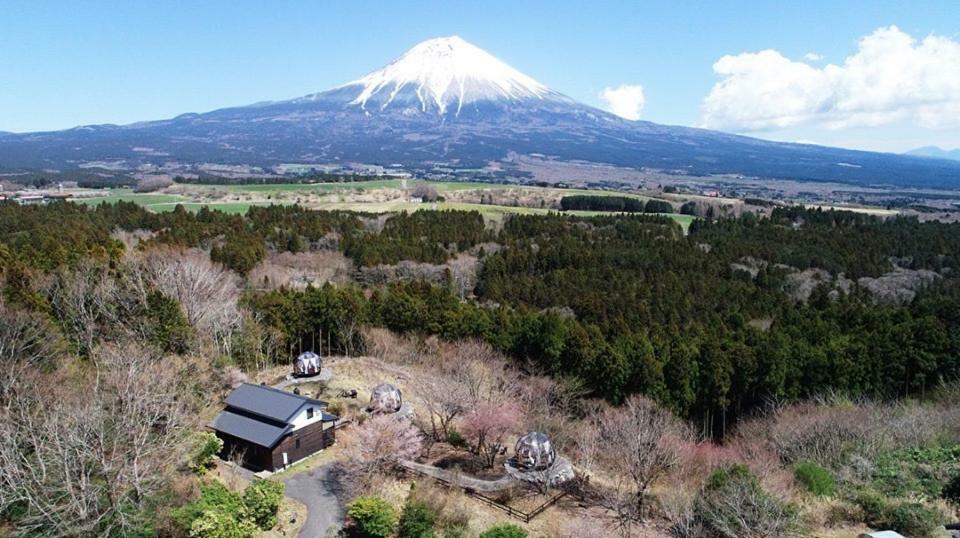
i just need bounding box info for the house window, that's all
[295,438,301,449]
[306,408,314,420]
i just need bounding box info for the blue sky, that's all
[2,0,959,152]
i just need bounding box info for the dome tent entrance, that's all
[293,351,322,377]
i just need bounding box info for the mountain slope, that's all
[1,36,960,189]
[905,146,960,162]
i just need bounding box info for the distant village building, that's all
[14,194,47,205]
[212,383,338,471]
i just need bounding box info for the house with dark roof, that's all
[212,383,338,471]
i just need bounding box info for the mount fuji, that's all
[2,35,960,188]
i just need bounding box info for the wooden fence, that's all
[404,465,567,523]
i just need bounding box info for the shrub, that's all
[446,429,467,449]
[885,502,942,538]
[398,498,437,538]
[852,489,944,538]
[943,473,960,505]
[478,523,528,538]
[172,482,247,531]
[871,444,960,499]
[696,465,800,538]
[242,479,285,530]
[852,488,888,525]
[793,461,836,496]
[173,479,284,535]
[190,432,224,474]
[347,497,397,538]
[705,463,755,491]
[408,480,472,530]
[188,508,257,538]
[441,525,469,538]
[327,400,345,416]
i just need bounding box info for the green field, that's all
[73,191,186,207]
[213,179,405,193]
[71,183,695,231]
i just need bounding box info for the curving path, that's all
[281,464,344,538]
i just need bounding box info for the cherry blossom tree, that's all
[342,415,424,492]
[460,402,525,468]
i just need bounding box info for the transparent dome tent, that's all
[293,351,322,377]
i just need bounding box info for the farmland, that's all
[72,180,697,229]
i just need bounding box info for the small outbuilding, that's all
[212,383,338,472]
[293,351,322,377]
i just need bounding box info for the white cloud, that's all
[599,84,646,120]
[803,52,823,61]
[698,26,960,132]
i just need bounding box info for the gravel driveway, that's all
[281,465,344,537]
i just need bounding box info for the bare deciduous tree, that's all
[45,259,125,355]
[411,184,439,202]
[0,304,64,404]
[131,247,241,354]
[0,342,200,536]
[576,395,689,535]
[418,372,470,441]
[133,176,173,193]
[414,339,524,443]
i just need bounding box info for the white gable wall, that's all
[289,403,325,431]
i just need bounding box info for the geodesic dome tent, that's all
[514,432,556,470]
[368,383,403,414]
[293,351,322,377]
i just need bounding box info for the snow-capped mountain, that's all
[302,36,562,116]
[1,36,959,188]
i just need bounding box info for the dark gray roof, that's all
[224,383,327,423]
[213,410,291,448]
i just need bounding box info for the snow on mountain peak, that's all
[343,35,552,115]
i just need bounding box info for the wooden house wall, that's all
[269,421,336,470]
[216,432,274,472]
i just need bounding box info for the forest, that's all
[0,198,958,536]
[1,201,957,437]
[559,195,674,214]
